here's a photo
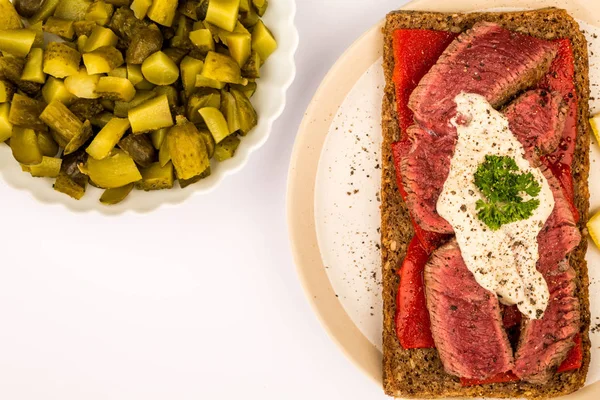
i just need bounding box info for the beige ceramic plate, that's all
[287,0,600,397]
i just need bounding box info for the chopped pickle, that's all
[30,0,60,24]
[77,35,88,53]
[8,93,47,131]
[242,50,260,79]
[43,42,81,78]
[108,7,145,39]
[130,0,152,19]
[153,85,179,109]
[0,29,37,58]
[220,90,240,133]
[136,161,174,190]
[37,131,59,157]
[28,20,45,48]
[95,76,136,101]
[231,88,257,135]
[90,111,114,128]
[11,127,42,165]
[151,127,168,149]
[79,149,142,188]
[214,134,241,161]
[54,170,85,199]
[62,149,89,186]
[118,133,156,167]
[198,107,230,143]
[83,25,118,52]
[179,166,211,188]
[54,0,93,21]
[166,116,209,179]
[179,1,200,20]
[0,0,24,29]
[206,0,240,32]
[189,29,215,53]
[83,46,124,74]
[201,51,247,85]
[158,135,171,166]
[29,156,62,177]
[100,99,114,111]
[69,98,103,120]
[85,1,114,25]
[170,15,193,49]
[128,94,173,133]
[162,47,189,65]
[251,20,277,62]
[0,103,13,142]
[21,48,46,84]
[239,4,259,28]
[0,80,15,103]
[99,182,134,204]
[40,100,84,144]
[64,120,93,154]
[227,33,251,67]
[64,67,101,99]
[87,117,130,159]
[198,129,215,158]
[43,17,75,40]
[108,66,128,79]
[231,81,256,98]
[195,75,226,89]
[252,0,268,16]
[187,88,220,124]
[73,20,97,37]
[239,0,250,12]
[113,89,157,117]
[180,56,204,95]
[147,0,177,27]
[127,25,164,65]
[127,64,143,85]
[141,51,179,85]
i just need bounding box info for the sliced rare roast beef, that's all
[401,89,567,234]
[400,125,454,233]
[424,240,514,380]
[409,22,557,138]
[504,89,567,166]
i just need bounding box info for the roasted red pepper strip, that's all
[539,38,579,221]
[460,371,519,387]
[396,236,435,349]
[392,29,457,133]
[557,334,583,373]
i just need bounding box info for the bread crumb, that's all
[390,240,397,251]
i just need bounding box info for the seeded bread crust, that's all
[381,8,590,399]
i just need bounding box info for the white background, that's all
[0,1,408,399]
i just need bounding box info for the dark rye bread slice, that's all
[381,8,590,399]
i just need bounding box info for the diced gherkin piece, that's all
[150,127,168,149]
[0,103,13,142]
[220,90,240,134]
[0,0,23,29]
[73,20,97,37]
[54,0,93,21]
[166,116,210,180]
[231,88,257,135]
[0,29,36,58]
[43,42,82,79]
[179,166,211,188]
[252,0,268,16]
[201,51,247,85]
[64,68,101,99]
[96,76,136,102]
[206,0,240,32]
[141,51,179,86]
[43,17,75,40]
[37,131,59,157]
[130,0,152,19]
[135,161,174,190]
[30,0,61,25]
[85,1,114,25]
[54,170,86,200]
[64,120,93,155]
[198,107,230,144]
[82,46,124,74]
[118,133,156,167]
[186,88,221,124]
[87,117,130,160]
[8,93,47,131]
[147,0,177,27]
[227,32,251,67]
[21,48,46,84]
[11,127,43,165]
[180,56,204,96]
[99,183,134,205]
[0,80,16,103]
[251,20,277,62]
[242,50,260,79]
[79,149,142,188]
[127,25,164,65]
[83,25,118,52]
[113,90,157,117]
[189,29,215,53]
[29,157,62,178]
[128,94,173,133]
[214,134,241,161]
[40,100,85,144]
[69,98,103,121]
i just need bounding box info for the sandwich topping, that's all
[437,93,554,319]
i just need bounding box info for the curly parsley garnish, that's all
[474,155,541,231]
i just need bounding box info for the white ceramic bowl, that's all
[2,0,299,213]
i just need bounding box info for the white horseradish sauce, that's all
[437,92,554,319]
